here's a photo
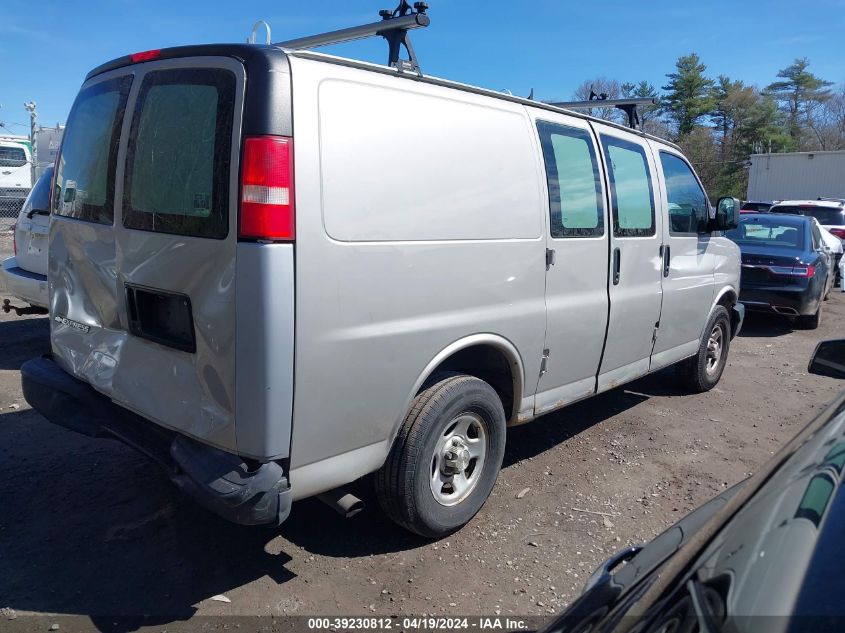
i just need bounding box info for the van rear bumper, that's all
[20,355,292,526]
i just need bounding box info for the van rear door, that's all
[50,58,246,455]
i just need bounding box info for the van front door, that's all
[595,130,664,391]
[533,117,610,414]
[649,148,715,369]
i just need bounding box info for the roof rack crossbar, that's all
[817,197,845,204]
[547,97,658,130]
[274,1,430,74]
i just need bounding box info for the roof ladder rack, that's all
[547,97,659,130]
[275,1,430,74]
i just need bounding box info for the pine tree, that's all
[661,53,715,137]
[765,58,832,149]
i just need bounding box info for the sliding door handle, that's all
[613,247,621,285]
[663,245,671,277]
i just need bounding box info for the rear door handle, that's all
[663,245,671,277]
[613,247,621,285]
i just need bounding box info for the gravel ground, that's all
[1,222,844,627]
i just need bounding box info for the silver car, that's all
[22,33,742,537]
[1,165,53,314]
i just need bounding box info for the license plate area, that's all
[125,284,196,353]
[27,233,46,255]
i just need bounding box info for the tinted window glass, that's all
[601,136,655,237]
[741,202,772,212]
[123,68,235,239]
[823,442,845,474]
[537,121,603,237]
[727,216,805,249]
[660,152,709,234]
[24,165,54,213]
[0,145,27,168]
[53,76,131,224]
[770,205,845,225]
[794,474,834,526]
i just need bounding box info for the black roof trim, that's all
[85,44,276,80]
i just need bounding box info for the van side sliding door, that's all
[594,128,664,391]
[532,116,610,413]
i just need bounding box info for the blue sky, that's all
[1,0,843,130]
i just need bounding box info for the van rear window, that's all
[53,76,132,224]
[122,68,235,239]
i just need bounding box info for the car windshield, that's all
[727,217,804,249]
[771,205,845,225]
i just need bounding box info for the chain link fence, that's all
[0,190,28,225]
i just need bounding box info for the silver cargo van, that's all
[22,14,742,537]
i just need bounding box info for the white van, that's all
[22,10,742,536]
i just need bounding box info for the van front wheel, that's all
[677,306,731,393]
[375,373,506,538]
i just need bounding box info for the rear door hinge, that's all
[539,348,550,376]
[546,248,556,269]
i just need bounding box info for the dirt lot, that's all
[1,222,844,628]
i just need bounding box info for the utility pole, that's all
[24,101,37,184]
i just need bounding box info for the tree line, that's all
[566,55,844,199]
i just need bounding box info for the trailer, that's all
[33,125,64,179]
[747,150,845,202]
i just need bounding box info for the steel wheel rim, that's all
[705,324,724,375]
[430,412,487,507]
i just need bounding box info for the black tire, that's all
[798,304,822,330]
[677,306,731,393]
[375,373,506,538]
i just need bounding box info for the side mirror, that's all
[710,197,741,232]
[808,339,845,379]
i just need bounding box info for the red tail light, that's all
[130,49,161,63]
[768,265,815,277]
[239,136,295,240]
[829,228,845,240]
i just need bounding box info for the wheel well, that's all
[426,344,518,423]
[716,290,739,336]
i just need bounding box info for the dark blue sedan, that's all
[726,213,834,329]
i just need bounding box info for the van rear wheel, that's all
[677,306,731,393]
[375,373,506,538]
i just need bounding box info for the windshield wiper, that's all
[26,209,49,220]
[686,578,720,633]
